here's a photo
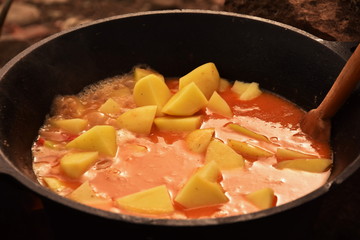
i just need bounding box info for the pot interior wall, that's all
[0,11,359,217]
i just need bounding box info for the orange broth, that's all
[32,75,331,219]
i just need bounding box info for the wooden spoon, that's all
[301,44,360,143]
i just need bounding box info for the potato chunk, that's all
[228,139,273,160]
[179,62,220,99]
[275,148,317,161]
[66,125,117,157]
[115,185,174,215]
[116,105,157,135]
[174,162,228,209]
[231,81,262,100]
[68,181,110,205]
[246,188,276,210]
[207,91,233,118]
[133,74,171,115]
[60,151,99,178]
[218,78,231,92]
[205,138,244,169]
[133,67,164,82]
[185,128,215,153]
[161,82,208,116]
[43,177,66,192]
[274,158,332,173]
[227,123,271,143]
[154,116,202,132]
[51,118,88,134]
[196,161,222,182]
[98,98,121,115]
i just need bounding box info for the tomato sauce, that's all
[32,75,331,219]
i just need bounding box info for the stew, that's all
[32,63,332,219]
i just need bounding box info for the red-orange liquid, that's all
[32,78,331,219]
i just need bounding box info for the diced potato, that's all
[115,185,174,215]
[273,158,332,173]
[60,151,99,178]
[68,181,110,205]
[185,128,215,153]
[51,118,88,134]
[161,82,208,116]
[133,74,172,115]
[154,115,202,132]
[179,62,220,99]
[205,138,244,169]
[231,81,249,96]
[207,91,233,118]
[241,82,262,100]
[218,78,231,92]
[195,161,222,182]
[245,188,276,210]
[231,81,262,100]
[174,175,228,209]
[275,148,317,161]
[133,67,164,82]
[227,123,271,143]
[98,98,121,115]
[228,139,273,160]
[66,125,117,157]
[43,177,66,192]
[116,105,157,135]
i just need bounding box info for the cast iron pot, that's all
[0,10,359,238]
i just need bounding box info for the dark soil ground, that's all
[224,0,360,41]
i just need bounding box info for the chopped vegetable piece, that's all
[68,181,110,205]
[179,62,220,99]
[207,91,233,118]
[115,185,174,214]
[218,78,231,92]
[43,177,66,192]
[162,82,208,116]
[228,139,273,160]
[227,123,271,143]
[51,118,88,134]
[98,98,121,115]
[174,168,228,209]
[246,188,276,210]
[205,138,244,169]
[60,151,99,178]
[274,158,332,173]
[185,128,215,153]
[133,74,171,115]
[231,81,262,100]
[116,105,157,135]
[275,148,317,161]
[66,125,117,157]
[134,67,164,82]
[196,161,222,182]
[154,115,202,132]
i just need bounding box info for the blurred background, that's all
[0,0,359,67]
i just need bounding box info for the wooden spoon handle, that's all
[316,44,360,120]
